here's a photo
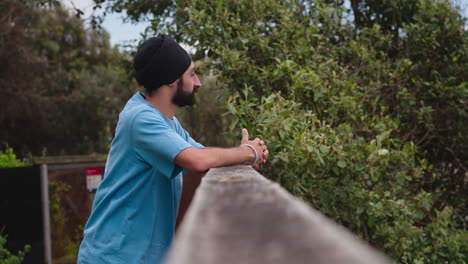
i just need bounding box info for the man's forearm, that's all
[175,146,256,172]
[203,146,256,168]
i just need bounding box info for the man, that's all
[78,35,268,264]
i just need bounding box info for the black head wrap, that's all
[134,36,191,93]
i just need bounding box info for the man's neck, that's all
[144,90,178,119]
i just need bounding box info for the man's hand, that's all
[241,128,269,170]
[175,129,269,172]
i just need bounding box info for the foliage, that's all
[0,231,30,264]
[229,89,467,262]
[48,180,84,260]
[0,148,28,168]
[0,0,136,156]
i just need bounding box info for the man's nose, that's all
[194,75,202,88]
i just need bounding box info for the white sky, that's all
[62,0,467,48]
[61,0,149,48]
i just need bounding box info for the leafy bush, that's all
[229,89,467,262]
[0,148,28,168]
[49,180,83,260]
[0,232,30,264]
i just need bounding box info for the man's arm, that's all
[175,146,255,172]
[175,128,269,172]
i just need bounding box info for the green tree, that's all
[0,0,136,156]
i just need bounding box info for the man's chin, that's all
[186,98,196,106]
[174,98,196,107]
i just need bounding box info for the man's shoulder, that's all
[123,102,154,115]
[122,103,164,123]
[121,92,160,116]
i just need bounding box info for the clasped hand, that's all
[241,128,269,170]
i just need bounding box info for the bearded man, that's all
[78,36,268,264]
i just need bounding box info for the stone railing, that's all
[165,165,394,264]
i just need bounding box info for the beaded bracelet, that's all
[241,144,259,166]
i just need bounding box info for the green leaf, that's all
[319,145,330,154]
[337,160,346,168]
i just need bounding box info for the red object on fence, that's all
[86,167,103,192]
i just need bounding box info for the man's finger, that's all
[242,128,249,141]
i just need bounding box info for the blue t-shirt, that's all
[78,92,204,264]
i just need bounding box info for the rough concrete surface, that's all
[165,165,394,264]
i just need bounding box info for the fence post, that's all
[40,164,52,264]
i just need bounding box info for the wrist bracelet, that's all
[241,144,259,166]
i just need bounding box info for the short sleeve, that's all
[172,117,205,149]
[184,130,205,149]
[132,111,193,179]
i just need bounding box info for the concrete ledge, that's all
[165,165,394,264]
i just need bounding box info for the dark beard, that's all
[172,78,198,107]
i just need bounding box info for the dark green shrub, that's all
[0,232,30,264]
[0,148,28,168]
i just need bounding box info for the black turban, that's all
[134,36,191,92]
